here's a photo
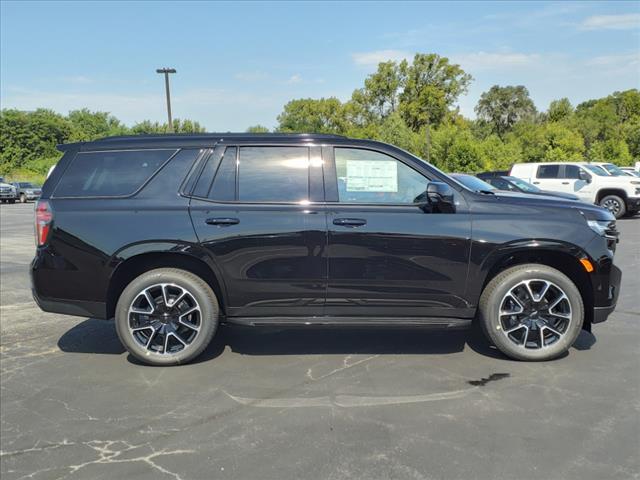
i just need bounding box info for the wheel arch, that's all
[596,188,627,203]
[478,242,594,331]
[106,249,227,319]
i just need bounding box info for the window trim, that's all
[179,148,214,197]
[51,148,180,200]
[324,146,433,207]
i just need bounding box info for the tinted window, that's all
[54,149,175,197]
[238,147,309,202]
[488,178,511,190]
[563,165,581,179]
[209,147,237,201]
[335,148,427,204]
[193,150,223,198]
[537,164,560,179]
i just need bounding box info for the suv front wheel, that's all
[478,264,584,361]
[599,194,626,219]
[115,268,219,365]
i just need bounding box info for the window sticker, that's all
[346,160,398,192]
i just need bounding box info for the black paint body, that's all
[31,134,621,329]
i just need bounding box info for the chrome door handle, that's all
[206,217,239,226]
[333,218,367,227]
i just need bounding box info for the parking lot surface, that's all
[1,202,639,480]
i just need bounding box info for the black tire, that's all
[20,194,26,203]
[599,194,626,219]
[115,268,219,366]
[478,264,584,361]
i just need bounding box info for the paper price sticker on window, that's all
[346,160,398,192]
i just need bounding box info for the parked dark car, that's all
[32,133,621,365]
[11,182,42,203]
[477,172,580,200]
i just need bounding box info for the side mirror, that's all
[425,181,456,213]
[579,170,592,184]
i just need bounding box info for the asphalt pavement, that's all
[1,202,639,480]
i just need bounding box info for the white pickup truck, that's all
[510,162,640,218]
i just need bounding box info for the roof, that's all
[58,132,351,151]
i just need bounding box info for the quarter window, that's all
[54,149,175,197]
[238,147,309,202]
[334,148,427,204]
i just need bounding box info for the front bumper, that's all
[625,196,640,211]
[590,262,621,324]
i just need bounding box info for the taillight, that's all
[35,200,53,246]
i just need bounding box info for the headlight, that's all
[587,219,618,240]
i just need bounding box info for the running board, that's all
[224,316,472,329]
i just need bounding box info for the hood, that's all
[539,190,580,200]
[490,190,613,221]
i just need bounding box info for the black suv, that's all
[32,134,621,365]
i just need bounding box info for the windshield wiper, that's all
[478,190,495,195]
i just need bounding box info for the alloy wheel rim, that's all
[602,198,621,215]
[498,279,571,350]
[128,283,201,356]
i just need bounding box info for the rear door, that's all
[323,146,473,319]
[532,164,564,191]
[189,144,327,318]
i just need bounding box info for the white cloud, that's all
[451,51,541,71]
[351,49,411,66]
[585,52,640,67]
[286,74,302,84]
[580,14,640,31]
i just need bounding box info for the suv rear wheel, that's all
[599,194,626,219]
[115,268,219,365]
[478,264,584,361]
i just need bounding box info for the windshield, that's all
[504,176,540,193]
[19,182,34,188]
[450,174,496,192]
[583,164,608,176]
[600,164,627,176]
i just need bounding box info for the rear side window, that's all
[537,164,560,179]
[238,147,309,202]
[54,149,176,197]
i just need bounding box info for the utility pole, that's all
[156,68,176,132]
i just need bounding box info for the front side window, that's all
[238,147,309,202]
[563,165,581,179]
[335,148,427,204]
[54,149,176,197]
[537,164,560,179]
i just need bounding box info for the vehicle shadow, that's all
[57,318,596,364]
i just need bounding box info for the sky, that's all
[1,1,639,131]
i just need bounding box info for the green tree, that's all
[246,125,270,133]
[67,109,128,141]
[511,122,584,162]
[277,98,348,134]
[547,98,573,122]
[588,139,632,165]
[399,54,472,131]
[0,109,71,174]
[350,60,408,124]
[475,85,536,139]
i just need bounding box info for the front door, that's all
[189,145,327,318]
[324,147,473,319]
